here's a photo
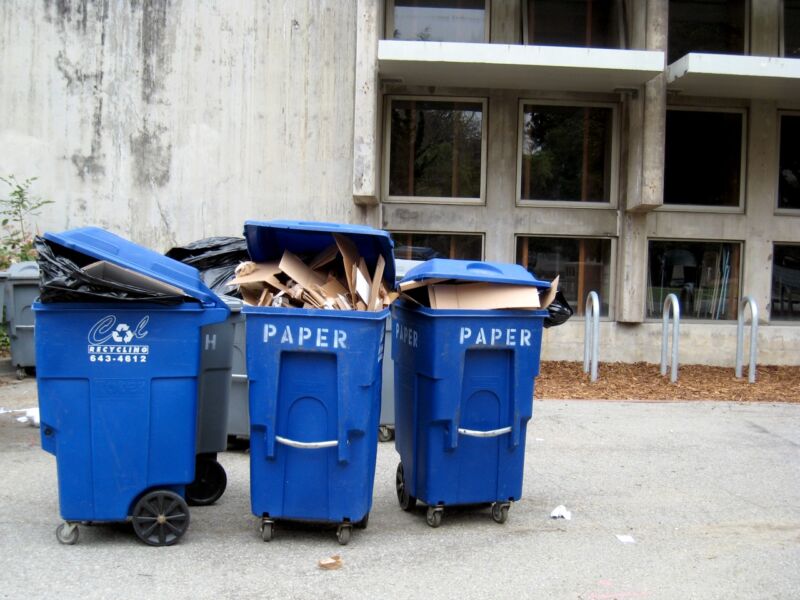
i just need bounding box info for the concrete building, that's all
[1,0,798,365]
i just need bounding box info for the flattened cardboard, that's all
[368,255,385,311]
[83,261,184,296]
[227,262,288,292]
[429,282,540,310]
[398,277,448,292]
[308,244,339,270]
[539,275,559,309]
[334,233,360,300]
[279,250,327,289]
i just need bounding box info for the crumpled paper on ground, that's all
[550,505,572,520]
[0,407,40,427]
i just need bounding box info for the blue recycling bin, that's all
[391,259,549,527]
[243,220,394,545]
[34,227,230,546]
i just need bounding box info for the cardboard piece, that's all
[279,251,327,289]
[83,261,184,296]
[368,255,385,311]
[428,283,540,310]
[539,275,559,309]
[227,262,289,292]
[334,233,360,300]
[398,277,448,292]
[309,244,339,271]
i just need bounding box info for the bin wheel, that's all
[15,367,26,381]
[186,458,227,506]
[56,522,79,545]
[355,513,369,530]
[396,462,416,511]
[336,524,352,545]
[491,502,510,524]
[426,506,444,528]
[260,519,274,542]
[378,426,394,443]
[132,490,190,546]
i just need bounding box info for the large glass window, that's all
[785,0,800,57]
[391,232,483,260]
[516,237,612,316]
[779,114,800,210]
[647,240,741,320]
[772,244,800,321]
[525,0,623,49]
[387,98,485,202]
[389,0,487,43]
[664,109,743,208]
[668,0,746,64]
[520,104,614,203]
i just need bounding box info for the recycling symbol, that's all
[111,323,134,343]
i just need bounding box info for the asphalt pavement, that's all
[1,375,798,599]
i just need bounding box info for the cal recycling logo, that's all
[87,315,150,364]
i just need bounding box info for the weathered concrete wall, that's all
[0,0,366,251]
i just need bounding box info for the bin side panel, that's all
[147,377,197,492]
[226,318,250,438]
[9,282,38,368]
[197,313,236,453]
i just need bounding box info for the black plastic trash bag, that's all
[165,237,249,297]
[35,237,189,304]
[544,290,573,328]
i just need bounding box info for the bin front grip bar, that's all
[275,435,338,450]
[457,426,512,438]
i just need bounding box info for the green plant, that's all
[0,175,53,269]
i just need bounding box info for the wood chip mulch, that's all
[534,361,800,403]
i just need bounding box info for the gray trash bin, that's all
[187,295,243,506]
[225,315,249,441]
[378,259,422,442]
[3,262,39,379]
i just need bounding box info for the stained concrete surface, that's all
[0,375,798,599]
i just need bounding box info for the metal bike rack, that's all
[660,294,680,383]
[583,291,600,382]
[735,296,758,384]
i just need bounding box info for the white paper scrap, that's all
[10,407,40,427]
[616,534,636,544]
[550,505,572,520]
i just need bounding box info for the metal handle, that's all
[231,373,248,381]
[457,426,511,438]
[275,435,338,449]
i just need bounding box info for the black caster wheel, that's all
[396,462,416,512]
[186,458,227,506]
[56,522,79,545]
[15,367,26,381]
[336,524,352,545]
[132,490,190,546]
[260,519,274,542]
[426,506,444,528]
[491,502,510,524]
[378,426,394,443]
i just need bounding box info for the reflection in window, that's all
[516,237,611,316]
[525,0,623,49]
[520,104,613,203]
[391,232,483,261]
[787,1,800,57]
[388,99,484,200]
[648,241,741,320]
[772,244,800,320]
[664,110,742,207]
[391,0,486,43]
[668,0,745,63]
[779,115,800,210]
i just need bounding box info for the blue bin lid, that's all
[43,227,229,309]
[399,258,551,288]
[243,220,396,285]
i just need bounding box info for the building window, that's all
[386,97,486,203]
[391,232,483,260]
[519,103,614,203]
[664,109,744,208]
[387,0,488,43]
[785,0,800,57]
[668,0,746,64]
[516,236,612,316]
[772,244,800,320]
[779,114,800,210]
[647,240,741,320]
[524,0,624,49]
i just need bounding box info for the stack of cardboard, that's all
[399,275,559,310]
[227,233,399,311]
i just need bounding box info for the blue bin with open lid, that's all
[34,227,229,546]
[391,258,549,528]
[242,220,394,545]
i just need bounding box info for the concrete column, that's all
[484,91,518,263]
[490,0,521,44]
[749,0,781,56]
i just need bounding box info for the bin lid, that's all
[43,227,229,309]
[399,258,551,288]
[243,220,396,285]
[7,261,39,281]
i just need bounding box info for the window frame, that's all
[770,241,800,323]
[382,95,489,206]
[644,237,745,322]
[514,233,616,320]
[384,0,491,43]
[389,230,485,260]
[521,0,627,49]
[516,98,620,209]
[780,0,798,58]
[660,105,747,214]
[776,110,800,215]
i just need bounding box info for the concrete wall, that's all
[0,0,370,251]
